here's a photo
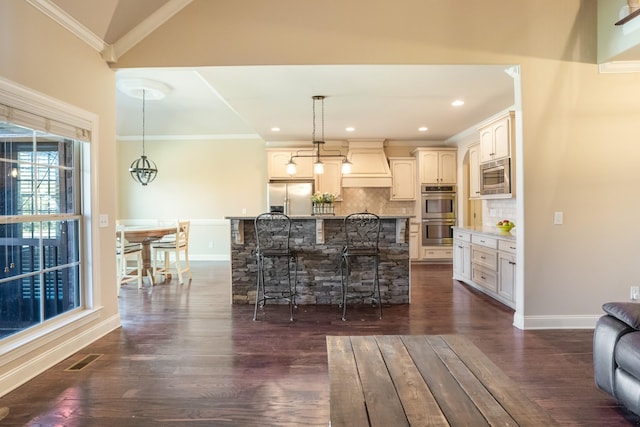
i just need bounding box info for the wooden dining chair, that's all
[116,227,143,295]
[152,220,192,285]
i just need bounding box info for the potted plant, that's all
[312,192,336,215]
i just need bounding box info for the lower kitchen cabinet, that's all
[452,228,516,308]
[497,239,517,302]
[422,246,453,261]
[453,230,471,281]
[409,221,420,260]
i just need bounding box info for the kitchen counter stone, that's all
[453,226,516,241]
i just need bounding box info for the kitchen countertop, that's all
[226,215,414,220]
[453,226,517,241]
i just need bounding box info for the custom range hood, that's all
[341,140,392,187]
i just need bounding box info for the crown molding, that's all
[599,61,640,73]
[25,0,193,64]
[109,0,194,63]
[25,0,106,52]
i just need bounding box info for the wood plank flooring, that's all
[0,262,638,426]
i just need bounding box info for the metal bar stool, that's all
[340,212,382,321]
[253,212,298,321]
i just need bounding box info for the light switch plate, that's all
[99,214,109,228]
[553,211,563,225]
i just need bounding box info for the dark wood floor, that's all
[0,262,638,426]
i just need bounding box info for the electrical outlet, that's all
[631,286,639,301]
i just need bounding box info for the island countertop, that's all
[225,215,414,220]
[228,216,411,307]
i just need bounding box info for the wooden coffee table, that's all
[327,334,558,427]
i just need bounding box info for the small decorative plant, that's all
[311,192,336,205]
[311,192,337,215]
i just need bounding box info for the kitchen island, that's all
[226,215,411,305]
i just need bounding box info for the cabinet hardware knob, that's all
[510,246,516,250]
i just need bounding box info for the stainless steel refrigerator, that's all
[267,181,314,216]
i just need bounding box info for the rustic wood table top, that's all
[326,334,559,427]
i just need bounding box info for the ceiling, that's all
[49,0,516,143]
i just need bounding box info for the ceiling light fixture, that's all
[451,100,465,107]
[129,89,158,186]
[286,96,351,175]
[418,126,428,132]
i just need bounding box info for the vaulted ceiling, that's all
[40,0,519,142]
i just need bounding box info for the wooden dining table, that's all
[120,226,176,284]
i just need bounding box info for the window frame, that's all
[0,77,100,361]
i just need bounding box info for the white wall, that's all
[113,0,637,329]
[117,137,266,259]
[0,1,119,394]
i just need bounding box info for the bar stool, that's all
[253,212,298,321]
[340,212,382,321]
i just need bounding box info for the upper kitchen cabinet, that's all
[389,157,416,200]
[315,158,343,200]
[468,143,481,199]
[413,148,457,185]
[478,111,515,164]
[267,148,313,179]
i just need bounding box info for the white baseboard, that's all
[0,313,122,397]
[514,312,600,330]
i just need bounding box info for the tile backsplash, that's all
[335,187,414,215]
[484,198,516,228]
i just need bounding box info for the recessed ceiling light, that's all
[345,127,355,132]
[451,100,465,107]
[418,127,428,132]
[271,127,280,132]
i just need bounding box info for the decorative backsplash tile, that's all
[484,198,516,228]
[335,187,415,216]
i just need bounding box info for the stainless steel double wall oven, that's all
[421,185,456,246]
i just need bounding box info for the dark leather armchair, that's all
[594,302,640,416]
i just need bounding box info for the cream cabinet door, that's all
[468,144,481,198]
[438,151,457,184]
[479,111,514,163]
[492,116,511,160]
[390,158,416,200]
[267,149,313,179]
[498,251,516,302]
[315,159,342,199]
[419,151,439,184]
[418,150,456,184]
[453,240,471,281]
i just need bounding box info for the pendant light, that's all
[287,95,352,175]
[129,89,158,186]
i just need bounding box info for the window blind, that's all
[0,103,91,142]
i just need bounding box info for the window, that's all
[0,122,82,339]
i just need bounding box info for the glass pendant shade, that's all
[341,159,352,174]
[286,159,297,175]
[314,161,324,174]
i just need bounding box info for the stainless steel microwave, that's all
[480,158,511,195]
